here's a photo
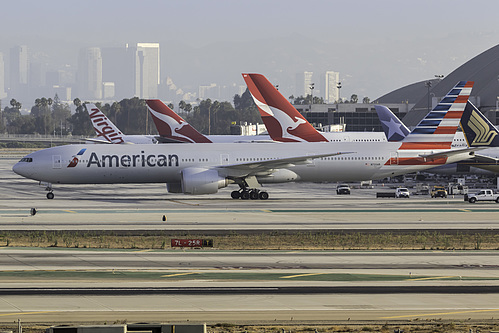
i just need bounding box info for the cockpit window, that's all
[19,157,33,162]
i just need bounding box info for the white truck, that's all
[466,189,499,203]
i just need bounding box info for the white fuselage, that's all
[13,142,473,190]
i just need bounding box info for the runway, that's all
[1,156,499,323]
[1,157,499,231]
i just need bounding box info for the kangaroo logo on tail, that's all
[242,73,328,142]
[146,100,212,143]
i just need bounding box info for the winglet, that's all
[242,73,328,142]
[460,101,499,147]
[146,99,212,143]
[85,104,125,144]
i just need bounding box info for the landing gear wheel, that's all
[249,190,259,200]
[259,191,269,200]
[241,191,250,200]
[46,192,54,200]
[231,190,240,199]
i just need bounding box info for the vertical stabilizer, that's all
[242,73,328,142]
[146,99,212,143]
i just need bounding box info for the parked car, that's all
[430,186,448,198]
[467,189,499,203]
[395,187,410,198]
[336,184,351,195]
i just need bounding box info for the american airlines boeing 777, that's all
[13,81,476,200]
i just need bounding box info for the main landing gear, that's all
[231,188,269,200]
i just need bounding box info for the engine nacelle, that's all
[181,167,228,194]
[166,182,183,193]
[257,169,300,183]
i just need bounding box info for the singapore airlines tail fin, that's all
[242,73,328,142]
[460,101,499,147]
[398,81,474,150]
[374,105,410,142]
[85,104,126,144]
[146,99,212,143]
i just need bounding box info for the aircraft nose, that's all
[12,160,33,178]
[12,162,25,176]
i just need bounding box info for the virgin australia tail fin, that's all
[146,99,212,143]
[85,104,126,144]
[242,73,328,142]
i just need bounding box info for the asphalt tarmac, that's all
[0,156,498,324]
[2,157,499,231]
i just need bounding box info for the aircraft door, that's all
[389,152,398,165]
[52,155,62,169]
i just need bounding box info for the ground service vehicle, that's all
[376,188,409,198]
[467,189,499,203]
[395,187,410,198]
[430,186,448,198]
[336,184,351,195]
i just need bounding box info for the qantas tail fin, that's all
[242,73,328,142]
[146,99,212,143]
[85,104,126,144]
[460,101,499,147]
[398,81,474,150]
[374,105,410,142]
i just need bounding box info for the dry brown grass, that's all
[2,322,499,333]
[0,230,497,251]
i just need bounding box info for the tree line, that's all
[0,89,370,137]
[0,89,261,136]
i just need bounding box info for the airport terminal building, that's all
[297,43,499,131]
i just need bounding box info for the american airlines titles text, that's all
[86,151,179,168]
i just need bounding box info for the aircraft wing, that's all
[418,147,484,160]
[85,138,113,144]
[155,136,190,144]
[469,153,499,164]
[215,151,354,178]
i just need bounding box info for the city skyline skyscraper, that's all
[0,53,6,99]
[77,47,103,100]
[323,71,340,103]
[135,43,160,99]
[9,45,29,99]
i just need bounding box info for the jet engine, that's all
[166,182,183,193]
[181,167,228,194]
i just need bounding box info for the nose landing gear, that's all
[40,182,54,199]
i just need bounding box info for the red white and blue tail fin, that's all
[242,73,328,142]
[399,81,474,150]
[85,103,126,144]
[146,99,212,143]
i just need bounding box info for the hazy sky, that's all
[2,0,499,100]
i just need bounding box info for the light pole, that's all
[336,82,342,110]
[425,80,432,112]
[309,83,315,111]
